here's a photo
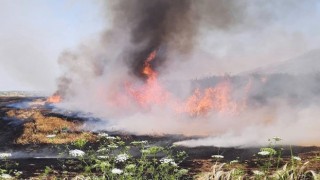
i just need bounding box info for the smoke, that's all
[57,0,249,96]
[55,0,320,147]
[110,0,193,78]
[175,102,320,148]
[104,0,250,78]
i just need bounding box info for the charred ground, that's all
[1,77,320,178]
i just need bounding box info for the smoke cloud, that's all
[55,0,320,147]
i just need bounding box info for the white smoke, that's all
[54,0,320,147]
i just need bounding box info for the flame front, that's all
[125,50,248,116]
[182,82,238,116]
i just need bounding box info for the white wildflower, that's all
[0,174,12,179]
[97,155,109,159]
[106,136,116,140]
[98,133,109,138]
[115,153,129,163]
[211,155,224,159]
[131,140,148,145]
[170,161,178,166]
[292,156,301,161]
[14,171,23,176]
[258,151,270,156]
[69,149,85,157]
[230,160,239,164]
[160,158,177,166]
[107,144,118,149]
[160,157,175,164]
[253,170,265,176]
[46,134,56,138]
[111,168,123,175]
[0,153,12,158]
[97,147,107,153]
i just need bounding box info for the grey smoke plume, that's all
[55,0,320,147]
[107,0,248,78]
[111,0,195,78]
[57,0,249,97]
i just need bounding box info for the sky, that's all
[1,1,320,92]
[0,0,105,92]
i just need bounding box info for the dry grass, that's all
[12,110,96,144]
[195,162,246,180]
[196,161,320,180]
[6,109,36,120]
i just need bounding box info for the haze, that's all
[1,0,320,91]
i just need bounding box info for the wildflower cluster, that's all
[56,133,189,179]
[115,153,129,163]
[111,168,123,175]
[160,157,177,166]
[69,149,85,157]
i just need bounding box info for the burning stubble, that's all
[52,0,320,147]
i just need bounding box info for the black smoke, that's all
[108,0,246,78]
[110,0,196,78]
[56,0,248,96]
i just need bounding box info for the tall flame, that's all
[125,50,169,108]
[142,50,157,80]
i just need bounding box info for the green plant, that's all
[197,137,320,180]
[43,166,52,176]
[72,138,88,149]
[0,153,20,179]
[64,135,189,179]
[256,137,283,174]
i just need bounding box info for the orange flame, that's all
[47,94,62,103]
[125,50,169,108]
[142,50,157,80]
[182,82,238,116]
[125,50,249,116]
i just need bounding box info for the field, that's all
[1,96,320,179]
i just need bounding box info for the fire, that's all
[142,50,157,80]
[47,94,62,103]
[125,50,169,108]
[183,82,238,116]
[125,50,248,116]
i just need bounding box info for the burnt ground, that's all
[1,96,320,179]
